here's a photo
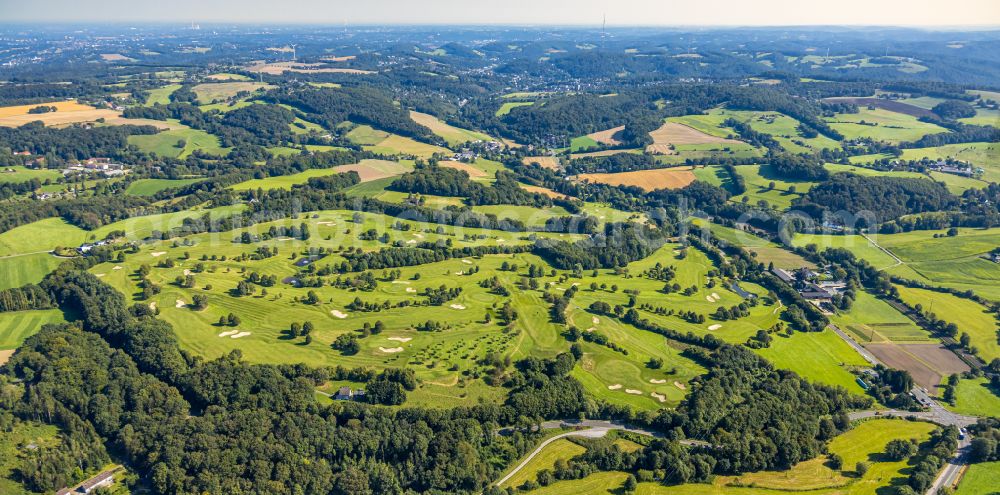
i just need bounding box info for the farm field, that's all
[0,100,122,127]
[409,111,492,146]
[955,461,1000,495]
[499,438,586,489]
[0,165,61,184]
[439,158,505,181]
[125,177,205,196]
[191,82,271,103]
[945,377,1000,418]
[731,164,815,210]
[825,107,949,143]
[895,285,1000,363]
[230,159,413,190]
[756,329,869,392]
[247,61,375,75]
[790,233,899,270]
[830,291,929,343]
[144,84,181,105]
[575,166,696,191]
[692,219,813,269]
[523,156,561,170]
[206,72,252,81]
[519,419,936,495]
[0,252,65,290]
[346,124,449,159]
[127,123,231,158]
[867,342,970,392]
[851,142,1000,183]
[0,309,69,351]
[496,101,534,116]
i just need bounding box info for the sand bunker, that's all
[414,233,425,239]
[378,346,404,353]
[406,287,416,293]
[592,316,600,325]
[95,273,105,278]
[183,269,192,276]
[707,324,721,331]
[674,381,687,390]
[387,337,412,343]
[391,280,410,284]
[406,239,417,244]
[316,221,336,226]
[649,378,667,384]
[149,302,157,311]
[331,310,348,319]
[151,251,166,257]
[461,259,472,264]
[231,332,251,339]
[218,330,238,337]
[706,296,714,302]
[113,265,123,270]
[608,384,623,390]
[651,392,667,403]
[625,389,643,395]
[586,327,596,332]
[711,292,720,300]
[449,304,466,310]
[175,299,186,308]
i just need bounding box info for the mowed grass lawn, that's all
[497,101,534,117]
[956,461,1000,495]
[520,419,935,495]
[128,124,230,158]
[0,309,68,350]
[0,253,65,290]
[756,329,869,393]
[946,378,1000,418]
[895,285,1000,362]
[125,178,205,196]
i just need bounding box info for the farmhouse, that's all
[334,386,365,401]
[56,467,118,494]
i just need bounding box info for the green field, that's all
[956,461,1000,495]
[229,159,413,191]
[190,82,271,103]
[125,178,206,196]
[128,123,231,158]
[410,111,492,146]
[895,285,999,362]
[496,101,534,117]
[500,438,586,489]
[570,135,600,152]
[830,291,928,343]
[791,233,899,270]
[731,164,815,211]
[144,84,181,106]
[826,107,950,143]
[520,419,936,495]
[0,252,65,290]
[0,166,61,184]
[691,219,813,269]
[682,108,840,153]
[756,329,869,392]
[946,378,1000,418]
[0,217,88,257]
[0,309,69,350]
[850,142,1000,183]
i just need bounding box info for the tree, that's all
[623,474,637,493]
[884,439,917,461]
[855,461,869,476]
[227,313,241,326]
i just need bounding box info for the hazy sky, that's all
[1,0,998,26]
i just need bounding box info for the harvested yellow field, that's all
[570,149,638,159]
[322,55,357,62]
[332,159,413,182]
[409,110,491,146]
[440,160,488,178]
[100,53,134,62]
[587,125,624,145]
[520,184,570,199]
[0,101,120,127]
[247,61,374,75]
[577,166,696,191]
[522,156,560,170]
[646,121,741,154]
[191,82,271,103]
